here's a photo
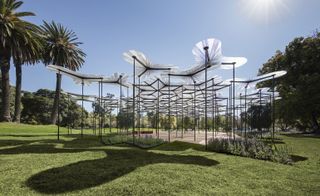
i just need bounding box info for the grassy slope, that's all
[0,123,319,195]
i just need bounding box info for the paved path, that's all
[139,130,239,145]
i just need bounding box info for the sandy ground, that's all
[139,130,239,145]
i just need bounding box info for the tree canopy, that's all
[258,32,320,133]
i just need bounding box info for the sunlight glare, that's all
[240,0,290,24]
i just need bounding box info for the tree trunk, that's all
[311,112,320,134]
[0,54,12,122]
[14,64,22,123]
[51,73,62,124]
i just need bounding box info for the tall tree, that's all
[0,0,42,121]
[41,21,86,124]
[13,26,43,123]
[258,32,320,133]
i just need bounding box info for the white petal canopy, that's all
[101,72,130,87]
[227,70,287,84]
[123,50,177,78]
[47,64,105,85]
[220,56,248,70]
[192,38,223,69]
[255,70,287,83]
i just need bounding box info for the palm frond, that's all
[41,20,86,70]
[0,0,43,65]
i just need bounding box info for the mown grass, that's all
[0,122,319,195]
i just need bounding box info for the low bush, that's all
[103,133,165,148]
[102,134,129,145]
[271,145,293,164]
[127,136,165,148]
[208,138,293,164]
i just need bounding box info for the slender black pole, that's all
[269,94,272,140]
[132,56,136,143]
[101,82,104,137]
[81,80,84,138]
[98,82,101,140]
[239,93,242,136]
[204,46,209,150]
[232,63,236,141]
[205,67,208,149]
[175,96,178,138]
[215,102,219,135]
[67,94,70,135]
[116,101,119,133]
[109,108,112,133]
[193,81,196,141]
[57,77,60,140]
[212,79,215,139]
[104,101,106,135]
[244,84,248,139]
[226,95,229,138]
[181,86,184,138]
[126,86,129,135]
[168,74,171,142]
[138,76,141,138]
[259,89,262,139]
[119,75,122,132]
[186,104,189,133]
[251,100,254,132]
[157,79,160,139]
[92,102,96,135]
[272,75,275,143]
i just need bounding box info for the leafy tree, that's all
[258,32,320,133]
[21,89,86,126]
[21,91,52,124]
[244,104,271,131]
[159,114,175,130]
[215,115,224,131]
[41,21,86,125]
[183,116,192,131]
[117,109,133,130]
[146,111,157,128]
[0,0,42,121]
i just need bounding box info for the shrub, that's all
[208,138,292,164]
[103,133,130,145]
[128,136,165,148]
[272,145,293,164]
[103,133,165,148]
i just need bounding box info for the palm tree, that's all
[41,21,86,124]
[0,0,43,122]
[12,31,43,123]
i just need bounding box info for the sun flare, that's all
[240,0,289,24]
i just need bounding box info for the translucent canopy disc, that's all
[192,38,223,69]
[255,70,287,83]
[47,64,105,85]
[220,57,247,69]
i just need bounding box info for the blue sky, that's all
[10,0,320,110]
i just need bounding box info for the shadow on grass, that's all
[0,143,92,154]
[291,155,308,162]
[0,134,57,137]
[262,140,285,145]
[280,133,320,139]
[24,147,218,194]
[0,139,40,147]
[0,137,218,194]
[0,134,103,149]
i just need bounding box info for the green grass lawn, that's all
[0,123,319,195]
